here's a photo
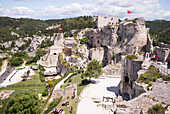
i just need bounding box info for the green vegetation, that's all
[13,52,28,58]
[4,92,42,114]
[39,39,54,48]
[146,20,170,45]
[147,82,153,91]
[126,55,137,60]
[137,65,162,84]
[19,39,31,50]
[76,51,83,58]
[45,97,62,114]
[84,59,103,82]
[0,17,48,42]
[80,37,89,44]
[9,57,24,67]
[26,50,47,64]
[148,104,166,114]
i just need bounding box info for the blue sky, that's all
[0,0,170,20]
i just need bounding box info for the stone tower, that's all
[97,15,119,28]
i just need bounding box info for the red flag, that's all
[59,28,62,30]
[127,10,132,14]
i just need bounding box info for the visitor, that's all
[146,52,149,58]
[149,52,152,58]
[70,106,73,113]
[153,54,155,61]
[75,100,78,103]
[143,53,146,59]
[155,55,158,61]
[116,92,119,98]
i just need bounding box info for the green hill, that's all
[146,20,170,45]
[0,16,96,43]
[0,16,169,46]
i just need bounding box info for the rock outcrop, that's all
[53,84,77,99]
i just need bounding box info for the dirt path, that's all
[0,60,8,76]
[77,76,121,114]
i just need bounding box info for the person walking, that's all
[143,53,146,60]
[70,106,73,113]
[155,55,158,61]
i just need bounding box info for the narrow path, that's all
[43,73,73,112]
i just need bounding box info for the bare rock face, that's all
[84,17,151,66]
[116,79,170,114]
[53,84,77,99]
[89,47,104,62]
[118,18,148,54]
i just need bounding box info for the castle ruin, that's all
[97,15,119,28]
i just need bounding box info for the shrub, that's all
[10,57,23,66]
[42,88,48,96]
[148,82,153,86]
[71,96,74,99]
[126,55,137,60]
[64,79,68,83]
[67,84,70,86]
[48,80,53,87]
[64,72,69,76]
[45,97,62,113]
[68,79,72,83]
[81,74,84,79]
[80,37,89,44]
[162,75,170,81]
[39,64,45,71]
[148,104,166,114]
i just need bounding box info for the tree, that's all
[5,92,42,114]
[10,57,23,66]
[84,59,103,82]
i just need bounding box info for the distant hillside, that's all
[0,16,169,45]
[0,17,48,42]
[0,16,96,43]
[146,20,170,45]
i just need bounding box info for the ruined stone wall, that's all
[155,47,169,62]
[53,84,77,99]
[97,15,118,28]
[57,56,70,76]
[118,18,148,54]
[121,56,143,100]
[89,47,104,62]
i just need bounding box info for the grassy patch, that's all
[148,104,166,114]
[54,99,80,114]
[45,97,62,114]
[126,54,137,60]
[0,85,46,97]
[137,65,162,84]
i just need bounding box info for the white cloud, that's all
[0,0,169,20]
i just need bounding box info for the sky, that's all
[0,0,170,20]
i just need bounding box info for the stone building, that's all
[97,15,119,28]
[37,33,64,67]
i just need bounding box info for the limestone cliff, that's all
[84,17,152,66]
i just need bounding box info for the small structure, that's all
[43,71,58,77]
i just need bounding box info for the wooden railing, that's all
[153,63,170,76]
